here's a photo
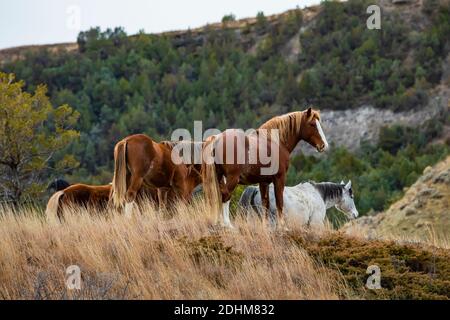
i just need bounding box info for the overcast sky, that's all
[0,0,321,49]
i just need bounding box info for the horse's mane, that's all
[258,110,320,147]
[310,182,343,202]
[160,140,177,149]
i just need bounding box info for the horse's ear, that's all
[345,180,352,190]
[306,107,312,118]
[340,180,345,185]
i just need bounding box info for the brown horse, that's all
[202,108,328,229]
[111,134,203,215]
[45,184,112,220]
[158,140,203,207]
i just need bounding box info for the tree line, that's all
[1,0,449,215]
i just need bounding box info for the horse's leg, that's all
[308,208,326,231]
[259,183,270,221]
[125,174,144,217]
[171,170,190,204]
[220,174,239,229]
[158,188,168,210]
[273,174,287,230]
[215,173,225,224]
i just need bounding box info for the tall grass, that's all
[0,199,348,300]
[2,199,449,300]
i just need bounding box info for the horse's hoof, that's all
[218,223,237,232]
[225,224,236,230]
[276,222,290,232]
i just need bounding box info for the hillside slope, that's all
[0,0,448,209]
[1,202,449,300]
[347,155,450,239]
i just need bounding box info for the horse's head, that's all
[335,180,358,219]
[47,178,70,192]
[301,107,329,153]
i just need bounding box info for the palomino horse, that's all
[239,180,358,228]
[111,134,203,214]
[46,184,112,220]
[202,108,328,229]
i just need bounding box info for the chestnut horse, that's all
[45,184,112,220]
[202,108,328,229]
[158,140,203,206]
[46,183,165,220]
[111,134,203,214]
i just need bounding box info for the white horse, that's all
[238,180,358,228]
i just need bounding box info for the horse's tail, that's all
[201,136,221,212]
[112,140,128,208]
[45,191,64,221]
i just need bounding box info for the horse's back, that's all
[123,133,154,144]
[287,183,326,221]
[123,134,159,174]
[241,183,326,226]
[212,129,289,182]
[91,185,112,202]
[62,184,110,207]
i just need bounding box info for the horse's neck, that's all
[255,128,298,154]
[283,134,302,154]
[309,182,341,209]
[323,195,339,209]
[259,113,303,154]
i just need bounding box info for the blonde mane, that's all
[258,110,321,147]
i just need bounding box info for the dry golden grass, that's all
[1,199,449,300]
[0,199,348,300]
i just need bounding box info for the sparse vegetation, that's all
[222,14,236,24]
[0,72,79,204]
[290,232,450,299]
[0,199,449,300]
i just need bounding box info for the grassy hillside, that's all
[0,200,449,300]
[347,155,450,240]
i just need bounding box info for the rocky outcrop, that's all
[298,87,449,155]
[344,155,450,240]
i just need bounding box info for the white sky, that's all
[0,0,321,49]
